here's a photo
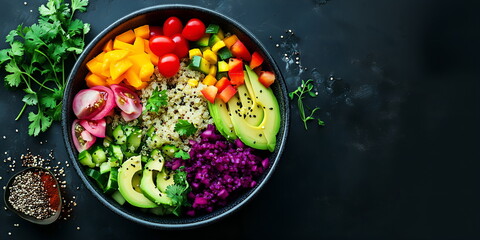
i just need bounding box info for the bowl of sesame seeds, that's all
[4,166,62,225]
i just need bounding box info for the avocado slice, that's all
[156,169,175,193]
[208,98,237,140]
[237,84,264,126]
[227,66,281,152]
[118,156,157,208]
[139,156,173,206]
[244,66,281,152]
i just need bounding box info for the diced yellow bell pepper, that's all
[211,40,226,53]
[113,39,143,53]
[188,79,199,87]
[104,50,130,62]
[217,60,229,72]
[93,52,106,63]
[139,64,154,82]
[189,48,202,59]
[209,65,217,76]
[217,29,225,39]
[106,73,125,85]
[86,59,104,76]
[110,59,133,80]
[203,49,217,64]
[134,25,150,39]
[115,30,136,44]
[202,74,217,86]
[133,37,145,53]
[125,68,147,90]
[223,35,238,48]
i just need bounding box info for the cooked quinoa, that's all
[139,61,213,151]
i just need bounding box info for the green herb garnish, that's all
[165,168,191,216]
[173,149,190,160]
[144,87,168,112]
[0,0,90,136]
[289,79,325,130]
[174,120,197,137]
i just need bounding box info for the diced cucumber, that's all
[161,145,178,158]
[217,47,233,60]
[103,136,113,148]
[189,55,202,68]
[208,34,222,47]
[188,56,210,74]
[205,24,220,34]
[85,168,107,190]
[111,190,126,205]
[124,151,136,159]
[104,168,119,194]
[122,125,136,138]
[113,125,126,145]
[127,129,142,152]
[109,145,124,163]
[78,150,95,168]
[194,34,210,47]
[99,161,112,174]
[151,135,162,148]
[91,146,107,166]
[141,155,149,163]
[146,126,156,139]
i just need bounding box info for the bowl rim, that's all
[62,4,289,229]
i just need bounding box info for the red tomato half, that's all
[149,26,163,38]
[171,34,189,58]
[149,35,175,57]
[182,18,206,41]
[163,17,183,37]
[158,53,180,78]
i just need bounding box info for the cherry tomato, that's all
[171,34,189,58]
[182,18,206,41]
[163,17,183,37]
[158,53,180,78]
[149,35,175,57]
[149,26,163,38]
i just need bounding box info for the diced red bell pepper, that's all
[215,77,230,93]
[200,85,218,103]
[254,65,262,76]
[229,71,244,86]
[230,40,251,61]
[228,58,243,72]
[218,85,237,103]
[258,71,276,88]
[250,52,264,69]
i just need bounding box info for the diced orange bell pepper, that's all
[125,68,148,89]
[110,59,133,80]
[223,35,238,48]
[139,64,154,82]
[113,39,143,53]
[104,50,130,62]
[218,85,237,103]
[201,86,218,103]
[94,52,106,63]
[230,40,251,61]
[103,39,113,52]
[86,59,103,76]
[202,75,217,86]
[134,25,150,39]
[115,30,136,44]
[143,39,159,65]
[85,73,108,88]
[215,77,230,93]
[250,51,264,69]
[106,73,125,85]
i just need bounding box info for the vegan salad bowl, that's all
[62,4,289,229]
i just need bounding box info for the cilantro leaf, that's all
[173,150,190,160]
[144,88,168,113]
[5,29,18,44]
[23,93,38,106]
[10,42,24,57]
[173,170,188,185]
[38,1,57,17]
[71,0,89,13]
[4,62,22,87]
[165,184,185,205]
[0,49,11,65]
[174,120,197,137]
[40,94,57,108]
[27,110,53,136]
[68,19,84,35]
[83,23,91,35]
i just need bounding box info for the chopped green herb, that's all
[173,150,190,160]
[289,79,325,130]
[144,87,168,113]
[165,169,190,216]
[0,0,90,136]
[174,120,197,137]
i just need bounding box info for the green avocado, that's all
[226,66,281,152]
[156,169,175,193]
[139,155,173,206]
[236,84,264,126]
[208,98,237,140]
[118,156,157,208]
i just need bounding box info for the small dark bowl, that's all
[62,4,289,229]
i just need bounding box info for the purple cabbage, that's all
[166,124,269,216]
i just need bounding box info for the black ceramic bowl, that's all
[62,4,289,229]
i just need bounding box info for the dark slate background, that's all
[0,0,479,239]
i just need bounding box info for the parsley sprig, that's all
[0,0,90,136]
[144,87,168,113]
[289,79,325,130]
[174,120,197,137]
